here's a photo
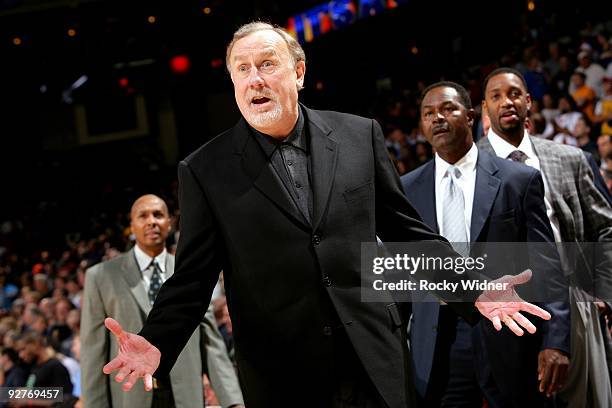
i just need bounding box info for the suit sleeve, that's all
[80,266,111,408]
[576,152,612,301]
[200,305,244,408]
[139,161,224,378]
[370,119,480,320]
[523,170,571,355]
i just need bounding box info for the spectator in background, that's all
[553,94,582,145]
[571,71,597,123]
[574,114,599,159]
[0,347,27,387]
[574,50,606,97]
[595,76,612,136]
[544,42,561,78]
[524,55,548,101]
[552,55,574,98]
[598,134,612,171]
[16,331,74,402]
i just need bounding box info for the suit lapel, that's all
[410,161,438,233]
[233,118,310,229]
[120,249,151,315]
[305,107,339,231]
[530,136,562,197]
[471,152,501,241]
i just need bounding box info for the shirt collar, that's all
[251,106,307,158]
[486,128,535,161]
[133,244,167,274]
[435,142,479,181]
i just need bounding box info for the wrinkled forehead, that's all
[231,46,281,63]
[230,30,290,63]
[422,87,461,108]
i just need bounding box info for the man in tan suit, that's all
[81,194,244,408]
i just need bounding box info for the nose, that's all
[433,111,445,123]
[501,95,514,107]
[247,67,264,88]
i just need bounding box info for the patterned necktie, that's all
[508,150,528,163]
[442,165,469,257]
[148,260,163,306]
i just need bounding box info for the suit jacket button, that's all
[312,234,321,245]
[323,325,332,336]
[323,277,332,287]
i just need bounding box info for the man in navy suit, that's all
[402,81,570,407]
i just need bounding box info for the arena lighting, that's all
[170,55,191,74]
[210,58,223,68]
[287,0,409,44]
[61,74,89,104]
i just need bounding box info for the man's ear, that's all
[296,60,306,90]
[467,108,475,127]
[526,93,532,111]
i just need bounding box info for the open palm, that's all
[102,317,161,391]
[475,269,551,336]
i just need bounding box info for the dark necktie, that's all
[148,260,163,306]
[507,150,528,163]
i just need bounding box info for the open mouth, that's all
[501,111,519,121]
[251,96,271,104]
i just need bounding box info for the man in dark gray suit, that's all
[100,24,553,407]
[81,194,244,408]
[478,67,612,408]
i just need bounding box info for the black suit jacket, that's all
[401,150,570,402]
[140,105,478,407]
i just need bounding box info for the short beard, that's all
[246,102,283,127]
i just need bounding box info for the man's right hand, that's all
[102,317,161,391]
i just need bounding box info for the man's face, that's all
[483,73,531,137]
[420,86,474,159]
[130,196,170,255]
[16,340,38,365]
[598,135,612,158]
[573,117,590,138]
[229,30,305,136]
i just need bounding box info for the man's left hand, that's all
[538,348,569,397]
[475,269,551,336]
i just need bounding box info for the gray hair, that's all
[225,21,306,71]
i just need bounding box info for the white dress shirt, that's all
[435,143,478,242]
[134,244,168,290]
[486,129,562,242]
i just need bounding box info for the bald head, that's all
[130,194,168,219]
[130,194,171,257]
